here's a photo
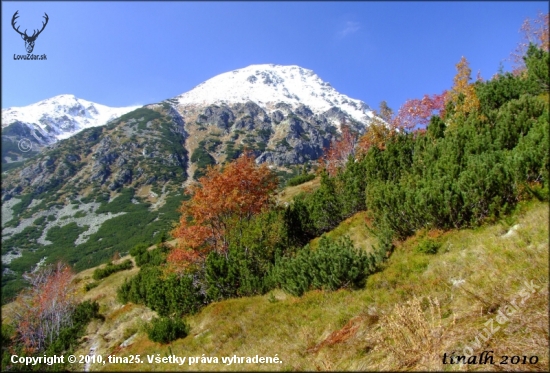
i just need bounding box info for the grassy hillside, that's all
[277,175,321,204]
[308,211,376,252]
[28,199,544,372]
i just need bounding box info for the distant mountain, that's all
[2,94,140,142]
[1,95,139,170]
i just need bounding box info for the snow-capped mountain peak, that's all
[2,95,140,143]
[176,64,374,123]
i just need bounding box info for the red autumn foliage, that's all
[392,92,447,131]
[169,152,278,268]
[12,262,77,353]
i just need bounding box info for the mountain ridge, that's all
[2,94,140,142]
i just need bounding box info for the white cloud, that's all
[337,21,361,39]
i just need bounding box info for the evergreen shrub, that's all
[286,173,315,187]
[274,236,377,296]
[92,259,133,280]
[146,317,189,344]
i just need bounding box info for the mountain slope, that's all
[2,94,140,142]
[1,104,190,301]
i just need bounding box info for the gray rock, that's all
[274,102,292,113]
[323,107,346,121]
[233,102,265,119]
[90,166,110,183]
[65,154,80,163]
[287,117,306,139]
[295,104,314,118]
[234,116,256,131]
[115,169,132,184]
[197,105,235,130]
[115,157,127,167]
[272,110,284,123]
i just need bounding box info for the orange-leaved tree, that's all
[12,262,77,353]
[357,101,396,154]
[445,56,480,125]
[357,120,395,154]
[169,152,279,268]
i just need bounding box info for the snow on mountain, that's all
[176,64,375,123]
[1,94,140,143]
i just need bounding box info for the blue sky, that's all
[2,1,546,114]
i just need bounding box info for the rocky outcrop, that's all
[196,105,235,130]
[178,100,367,167]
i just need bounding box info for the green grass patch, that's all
[309,211,376,253]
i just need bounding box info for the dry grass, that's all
[135,185,157,203]
[373,296,444,370]
[276,176,321,204]
[361,200,549,371]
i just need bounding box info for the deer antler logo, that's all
[12,11,49,54]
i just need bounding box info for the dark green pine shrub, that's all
[146,317,189,344]
[205,246,273,301]
[84,281,100,291]
[117,266,204,317]
[129,242,167,267]
[365,45,548,238]
[129,243,150,267]
[191,147,215,179]
[274,236,377,296]
[306,172,344,234]
[205,250,240,301]
[92,259,133,280]
[205,209,289,301]
[286,173,315,187]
